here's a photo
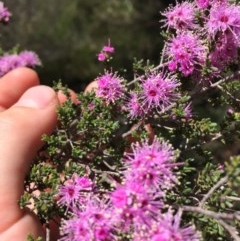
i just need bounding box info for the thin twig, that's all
[127,63,168,86]
[122,120,143,138]
[216,84,240,103]
[222,196,240,202]
[159,26,169,67]
[217,219,240,241]
[183,205,238,220]
[191,70,240,97]
[199,175,228,207]
[182,205,240,241]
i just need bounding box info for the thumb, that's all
[0,85,58,233]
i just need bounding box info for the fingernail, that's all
[16,86,56,109]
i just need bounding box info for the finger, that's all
[84,80,98,94]
[0,67,40,111]
[57,89,79,104]
[0,209,45,240]
[0,85,58,233]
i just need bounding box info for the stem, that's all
[122,120,143,138]
[183,205,239,220]
[217,219,240,241]
[127,63,168,86]
[222,196,240,202]
[182,205,240,241]
[159,26,169,67]
[199,175,228,207]
[191,70,240,97]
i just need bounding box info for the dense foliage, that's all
[2,0,240,240]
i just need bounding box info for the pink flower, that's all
[183,102,193,119]
[151,230,172,241]
[124,137,178,191]
[124,206,201,240]
[195,0,210,9]
[162,2,197,30]
[57,180,81,209]
[166,32,206,76]
[97,39,115,62]
[168,60,177,72]
[150,210,200,241]
[0,51,41,77]
[207,3,240,40]
[57,174,94,210]
[134,210,201,241]
[0,2,11,23]
[74,175,93,190]
[209,32,238,70]
[96,71,125,103]
[140,71,180,111]
[227,108,234,115]
[126,92,145,118]
[97,52,106,62]
[102,39,115,53]
[19,51,42,66]
[110,181,160,229]
[60,197,114,241]
[0,54,22,76]
[210,0,228,4]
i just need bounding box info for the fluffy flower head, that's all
[57,174,94,209]
[0,51,41,77]
[124,137,178,190]
[126,92,144,119]
[110,181,161,230]
[195,0,210,9]
[209,32,238,70]
[140,71,180,111]
[151,210,200,241]
[166,32,206,76]
[19,51,42,66]
[96,71,125,104]
[133,210,200,241]
[162,2,196,30]
[57,180,81,209]
[60,197,114,241]
[207,3,240,40]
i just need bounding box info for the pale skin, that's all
[0,67,68,241]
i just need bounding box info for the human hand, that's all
[0,67,59,241]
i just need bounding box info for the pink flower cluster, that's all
[0,1,11,23]
[123,139,178,190]
[162,0,240,78]
[126,71,180,118]
[58,175,93,210]
[55,1,240,239]
[58,138,200,240]
[96,71,125,104]
[0,3,41,77]
[94,69,181,118]
[97,39,115,62]
[0,51,41,77]
[162,2,197,30]
[166,33,206,76]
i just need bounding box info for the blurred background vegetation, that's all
[0,0,173,91]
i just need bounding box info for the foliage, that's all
[2,0,240,240]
